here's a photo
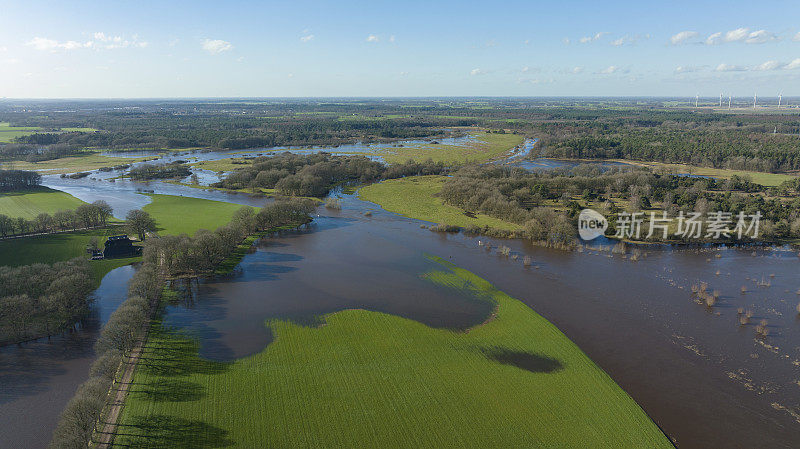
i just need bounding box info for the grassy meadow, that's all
[359,175,521,231]
[0,186,86,219]
[142,194,252,236]
[113,256,671,448]
[0,122,98,143]
[618,160,796,187]
[380,132,524,164]
[0,193,250,282]
[7,152,151,174]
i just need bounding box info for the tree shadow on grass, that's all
[480,347,563,374]
[115,415,233,449]
[132,379,205,402]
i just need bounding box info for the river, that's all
[2,138,799,448]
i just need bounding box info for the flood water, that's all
[156,192,800,448]
[3,137,800,448]
[0,265,135,449]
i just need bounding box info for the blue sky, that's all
[1,0,799,98]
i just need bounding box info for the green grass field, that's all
[8,152,151,174]
[0,186,86,219]
[0,122,98,143]
[619,160,796,187]
[0,122,41,143]
[114,256,670,448]
[380,132,524,164]
[0,193,251,281]
[143,194,252,236]
[359,175,521,231]
[0,227,137,284]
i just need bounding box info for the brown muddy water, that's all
[2,190,800,448]
[0,265,135,449]
[159,192,800,448]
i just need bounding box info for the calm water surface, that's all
[3,138,799,448]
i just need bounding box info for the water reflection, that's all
[0,265,135,449]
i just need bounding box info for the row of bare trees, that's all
[0,200,113,238]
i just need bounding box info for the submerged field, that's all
[359,175,520,231]
[0,186,86,219]
[113,256,671,448]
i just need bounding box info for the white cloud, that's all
[287,73,294,78]
[670,31,699,45]
[705,28,777,45]
[675,65,702,73]
[579,32,608,44]
[715,63,747,72]
[26,37,91,51]
[786,58,800,70]
[366,35,379,43]
[202,39,232,54]
[571,66,584,74]
[562,37,570,45]
[794,32,800,42]
[389,35,396,43]
[598,65,620,74]
[523,39,530,45]
[610,34,648,47]
[27,33,147,52]
[399,71,409,76]
[300,34,314,42]
[470,68,486,76]
[745,30,777,44]
[521,66,529,73]
[754,60,782,71]
[610,37,626,46]
[0,46,7,52]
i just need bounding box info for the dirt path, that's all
[91,292,159,448]
[91,334,146,448]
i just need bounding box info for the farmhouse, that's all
[103,235,142,258]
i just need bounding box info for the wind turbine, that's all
[778,93,782,108]
[695,93,699,108]
[728,94,732,109]
[719,93,723,107]
[753,93,757,109]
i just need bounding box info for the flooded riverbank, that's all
[155,192,800,448]
[6,135,800,448]
[0,265,135,449]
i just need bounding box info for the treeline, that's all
[49,262,163,449]
[4,111,462,151]
[0,259,94,345]
[535,129,800,172]
[216,152,446,197]
[0,200,113,238]
[442,164,800,242]
[0,143,84,162]
[0,169,41,191]
[144,198,314,277]
[127,161,191,180]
